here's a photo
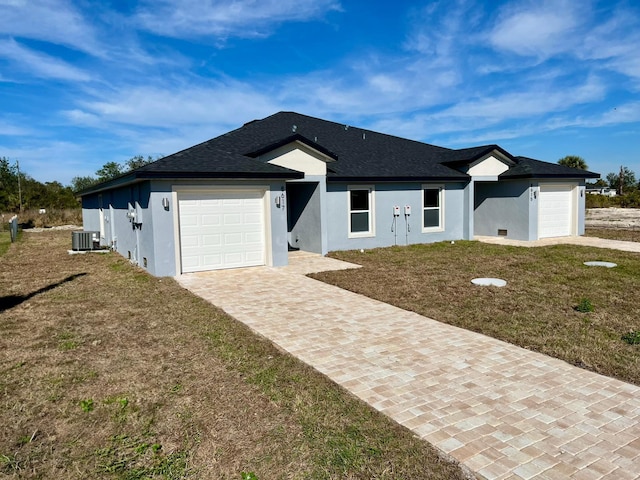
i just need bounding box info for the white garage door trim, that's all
[175,188,268,273]
[538,183,576,239]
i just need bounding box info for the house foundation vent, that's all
[498,229,508,236]
[71,231,100,251]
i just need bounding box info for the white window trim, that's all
[422,184,445,232]
[348,185,375,238]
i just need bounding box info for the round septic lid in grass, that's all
[584,261,617,268]
[471,278,507,287]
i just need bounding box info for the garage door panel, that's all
[180,213,199,226]
[201,214,221,226]
[224,213,242,225]
[180,235,200,248]
[178,190,266,272]
[202,254,222,266]
[202,234,221,247]
[245,231,263,244]
[245,251,264,262]
[224,232,243,246]
[243,212,262,224]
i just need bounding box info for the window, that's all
[422,185,444,231]
[348,186,374,237]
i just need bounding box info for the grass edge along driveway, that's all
[0,230,471,480]
[312,240,640,387]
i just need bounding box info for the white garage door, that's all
[178,191,265,273]
[539,184,575,238]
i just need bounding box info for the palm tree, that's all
[558,155,588,170]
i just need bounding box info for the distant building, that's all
[586,187,616,197]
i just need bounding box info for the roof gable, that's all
[468,154,511,177]
[259,141,334,176]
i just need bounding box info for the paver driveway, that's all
[177,253,640,480]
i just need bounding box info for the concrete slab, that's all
[475,235,640,253]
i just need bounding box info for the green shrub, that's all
[575,298,595,313]
[622,331,640,345]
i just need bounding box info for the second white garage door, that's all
[539,184,575,238]
[178,190,266,273]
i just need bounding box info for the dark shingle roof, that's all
[208,111,468,181]
[502,157,600,179]
[136,144,303,179]
[79,111,600,196]
[440,144,515,168]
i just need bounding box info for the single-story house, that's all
[79,111,599,276]
[586,186,616,197]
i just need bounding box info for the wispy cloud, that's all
[1,0,639,183]
[134,0,342,39]
[0,119,31,136]
[0,39,92,81]
[488,0,585,59]
[0,0,103,56]
[71,81,280,129]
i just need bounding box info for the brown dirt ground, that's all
[0,231,470,480]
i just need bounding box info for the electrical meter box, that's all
[404,205,411,215]
[393,206,400,216]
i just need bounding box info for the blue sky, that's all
[1,0,639,185]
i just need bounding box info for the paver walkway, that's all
[176,251,640,480]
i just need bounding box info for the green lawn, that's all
[312,241,640,386]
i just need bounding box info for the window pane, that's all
[351,212,369,232]
[350,190,369,211]
[424,209,440,228]
[424,189,439,208]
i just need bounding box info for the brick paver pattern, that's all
[177,253,640,480]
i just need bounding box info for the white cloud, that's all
[580,9,640,83]
[488,0,584,59]
[593,102,640,126]
[134,0,342,39]
[62,109,102,126]
[73,81,280,129]
[0,0,103,56]
[0,119,30,136]
[0,39,92,81]
[430,75,605,126]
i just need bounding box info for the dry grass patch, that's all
[0,231,11,256]
[0,231,469,480]
[312,241,640,386]
[586,227,640,243]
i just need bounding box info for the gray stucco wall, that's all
[82,179,288,277]
[474,179,587,240]
[474,180,531,240]
[577,182,586,235]
[324,182,468,252]
[82,184,150,264]
[269,183,289,268]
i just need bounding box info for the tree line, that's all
[0,156,158,213]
